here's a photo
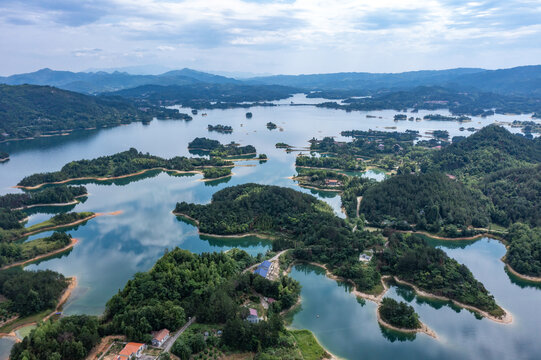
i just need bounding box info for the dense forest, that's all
[0,268,68,317]
[379,233,504,317]
[10,315,100,360]
[0,231,72,267]
[378,298,421,329]
[359,172,491,234]
[0,185,87,209]
[316,86,541,116]
[13,247,302,359]
[505,223,541,277]
[188,137,257,157]
[108,83,296,107]
[428,125,541,178]
[481,165,541,227]
[0,84,191,140]
[17,148,232,187]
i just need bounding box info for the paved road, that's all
[164,316,196,353]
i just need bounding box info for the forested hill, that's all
[106,83,297,106]
[428,125,541,177]
[360,172,492,232]
[0,84,188,140]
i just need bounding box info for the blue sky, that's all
[0,0,540,75]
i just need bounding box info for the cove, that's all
[0,97,537,359]
[288,238,541,360]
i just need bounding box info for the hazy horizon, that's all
[1,0,540,77]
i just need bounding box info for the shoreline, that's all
[391,277,513,324]
[0,238,79,271]
[199,173,234,182]
[19,210,122,239]
[173,212,276,240]
[284,261,437,338]
[13,167,234,190]
[13,194,88,210]
[0,276,77,341]
[503,259,541,283]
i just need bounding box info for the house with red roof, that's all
[246,308,260,324]
[152,328,170,347]
[117,342,146,359]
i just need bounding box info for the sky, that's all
[0,0,540,76]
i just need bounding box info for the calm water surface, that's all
[0,96,538,359]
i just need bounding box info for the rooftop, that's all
[119,342,144,356]
[153,329,170,342]
[249,308,258,317]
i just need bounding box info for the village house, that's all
[254,260,272,278]
[151,328,170,347]
[324,179,342,187]
[359,249,374,262]
[246,308,260,324]
[117,342,146,359]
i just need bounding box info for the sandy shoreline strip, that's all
[173,212,276,240]
[504,261,541,283]
[13,166,235,190]
[391,277,513,324]
[13,194,88,210]
[284,261,437,338]
[1,238,79,271]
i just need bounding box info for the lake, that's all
[0,95,537,359]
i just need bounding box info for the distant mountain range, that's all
[1,65,540,97]
[0,68,239,94]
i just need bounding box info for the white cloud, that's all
[0,0,539,75]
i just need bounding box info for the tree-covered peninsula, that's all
[17,148,232,188]
[0,84,191,141]
[0,185,87,209]
[12,248,310,360]
[175,184,506,317]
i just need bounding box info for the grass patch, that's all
[290,329,328,360]
[24,212,94,233]
[0,309,51,333]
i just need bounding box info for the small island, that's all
[423,114,471,122]
[0,152,9,162]
[378,298,420,329]
[16,148,233,189]
[207,124,233,133]
[188,137,257,157]
[266,122,277,130]
[246,112,253,118]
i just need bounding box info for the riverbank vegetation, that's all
[17,148,232,188]
[0,211,94,242]
[0,268,68,318]
[0,232,72,268]
[505,223,541,277]
[0,185,87,209]
[10,315,100,360]
[380,233,505,317]
[378,298,421,329]
[0,84,192,141]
